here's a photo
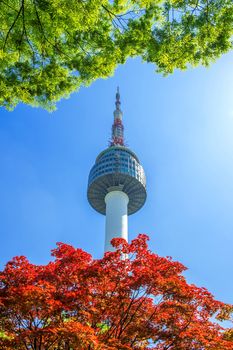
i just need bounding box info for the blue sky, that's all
[0,52,233,306]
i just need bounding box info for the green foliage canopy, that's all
[0,0,233,110]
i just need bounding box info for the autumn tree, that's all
[0,0,233,110]
[0,234,232,349]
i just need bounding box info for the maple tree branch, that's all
[164,313,194,350]
[101,5,127,30]
[118,294,149,338]
[32,0,71,59]
[0,0,15,10]
[103,288,141,339]
[105,288,149,340]
[21,0,36,57]
[3,2,23,50]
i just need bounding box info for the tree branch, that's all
[3,2,23,50]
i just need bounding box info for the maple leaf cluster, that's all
[1,0,233,110]
[0,234,232,349]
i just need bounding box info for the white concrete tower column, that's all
[104,190,129,252]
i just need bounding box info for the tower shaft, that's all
[104,191,129,252]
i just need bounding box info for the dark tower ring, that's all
[87,146,146,215]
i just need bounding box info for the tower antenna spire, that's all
[116,86,120,108]
[111,86,124,146]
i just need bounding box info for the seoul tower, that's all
[87,88,146,252]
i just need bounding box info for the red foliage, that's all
[0,234,232,349]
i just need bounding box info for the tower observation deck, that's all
[87,88,146,251]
